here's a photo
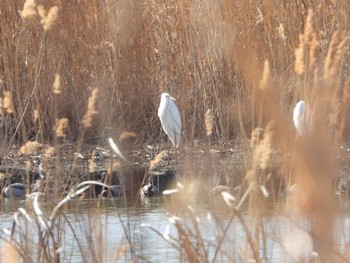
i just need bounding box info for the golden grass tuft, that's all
[20,141,43,155]
[37,5,59,32]
[81,89,98,129]
[54,118,69,138]
[3,91,14,114]
[204,109,213,137]
[52,73,61,94]
[21,0,37,19]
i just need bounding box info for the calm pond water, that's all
[0,196,350,262]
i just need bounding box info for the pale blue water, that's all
[0,197,349,262]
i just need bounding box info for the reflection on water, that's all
[0,197,350,262]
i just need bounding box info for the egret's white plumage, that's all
[158,93,181,147]
[3,183,27,198]
[293,100,312,136]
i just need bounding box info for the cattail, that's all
[54,118,69,138]
[89,150,96,173]
[149,150,166,171]
[37,5,59,32]
[21,0,37,19]
[3,91,14,114]
[295,34,305,75]
[82,89,98,128]
[259,60,272,90]
[324,31,345,80]
[205,109,213,137]
[52,73,61,94]
[20,141,43,155]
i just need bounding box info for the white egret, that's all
[2,183,27,198]
[293,100,312,136]
[158,93,181,147]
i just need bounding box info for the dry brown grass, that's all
[1,1,350,262]
[0,1,348,144]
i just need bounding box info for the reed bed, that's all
[0,0,350,262]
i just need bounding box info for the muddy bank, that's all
[1,140,350,198]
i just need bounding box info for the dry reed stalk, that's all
[82,89,98,129]
[20,141,42,155]
[54,118,69,138]
[324,31,345,80]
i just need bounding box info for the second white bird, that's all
[158,93,181,147]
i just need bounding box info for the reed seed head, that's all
[54,118,69,138]
[21,0,37,19]
[3,91,14,114]
[52,74,61,94]
[20,141,43,155]
[82,89,98,129]
[259,60,272,90]
[324,31,345,80]
[205,109,213,137]
[38,5,59,32]
[89,150,96,173]
[149,150,166,171]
